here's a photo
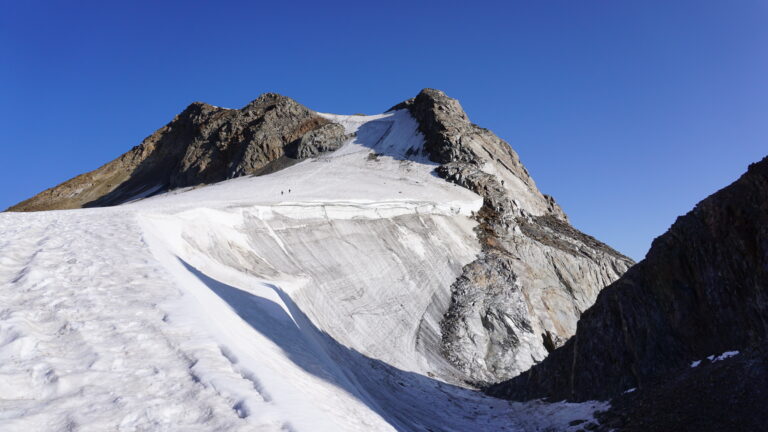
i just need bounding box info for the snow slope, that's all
[0,110,606,431]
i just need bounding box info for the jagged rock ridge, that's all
[487,156,768,402]
[7,94,349,212]
[397,89,634,384]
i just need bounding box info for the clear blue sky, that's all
[2,1,766,260]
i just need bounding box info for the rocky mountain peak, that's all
[387,89,635,384]
[184,100,218,109]
[391,88,470,125]
[6,93,335,212]
[241,92,303,112]
[393,88,568,221]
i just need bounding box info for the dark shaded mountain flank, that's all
[7,94,349,212]
[593,345,768,432]
[487,156,768,403]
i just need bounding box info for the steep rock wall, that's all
[488,156,768,401]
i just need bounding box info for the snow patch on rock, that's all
[691,350,740,368]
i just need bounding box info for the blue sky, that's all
[2,1,766,260]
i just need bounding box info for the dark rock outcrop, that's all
[292,123,353,159]
[487,156,768,401]
[7,94,335,212]
[398,89,634,384]
[392,89,568,220]
[593,345,768,432]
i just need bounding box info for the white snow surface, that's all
[691,350,740,368]
[0,110,607,431]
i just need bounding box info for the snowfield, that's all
[0,111,607,431]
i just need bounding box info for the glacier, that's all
[0,110,607,431]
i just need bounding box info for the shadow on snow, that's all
[178,259,514,432]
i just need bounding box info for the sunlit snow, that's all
[0,110,605,431]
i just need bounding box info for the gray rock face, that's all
[487,156,768,401]
[8,94,334,212]
[398,89,634,384]
[439,251,539,382]
[392,89,568,220]
[292,123,353,159]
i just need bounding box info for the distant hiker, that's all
[288,189,291,193]
[281,190,284,195]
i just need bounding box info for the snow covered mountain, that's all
[1,90,631,431]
